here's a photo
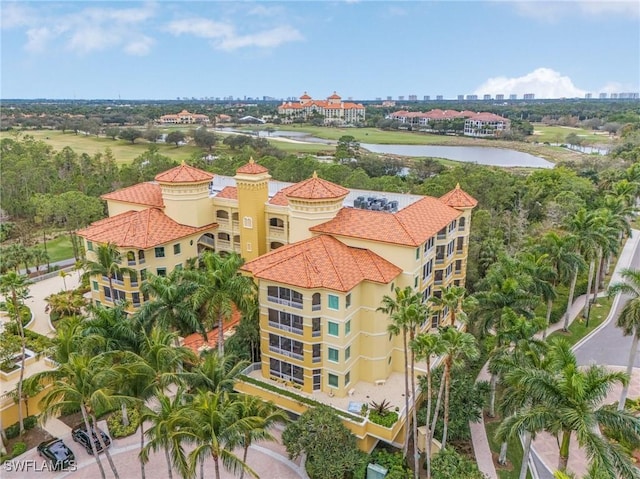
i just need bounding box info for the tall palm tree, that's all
[233,395,288,479]
[438,326,479,450]
[608,267,640,410]
[138,270,205,342]
[170,390,259,479]
[411,331,445,479]
[534,232,585,338]
[185,252,256,358]
[31,247,49,273]
[187,352,248,395]
[518,250,556,333]
[83,302,141,354]
[587,209,619,321]
[33,352,132,479]
[0,272,32,435]
[82,242,134,305]
[500,339,640,476]
[379,286,424,464]
[429,284,475,327]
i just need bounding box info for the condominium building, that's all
[77,160,476,451]
[158,109,210,124]
[463,112,511,138]
[277,92,366,125]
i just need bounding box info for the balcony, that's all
[312,303,321,311]
[312,329,321,337]
[269,226,286,238]
[268,321,303,335]
[217,239,231,250]
[267,296,303,310]
[216,218,230,227]
[268,346,304,361]
[198,235,215,248]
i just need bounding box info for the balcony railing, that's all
[312,330,321,337]
[216,218,230,227]
[269,346,304,361]
[128,260,136,266]
[312,303,321,311]
[269,226,286,237]
[268,321,303,335]
[312,356,322,363]
[217,239,231,249]
[198,236,215,248]
[267,296,303,309]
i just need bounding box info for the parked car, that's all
[37,438,75,470]
[71,426,111,454]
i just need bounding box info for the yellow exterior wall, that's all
[105,200,150,217]
[287,198,344,244]
[235,172,270,261]
[160,182,215,228]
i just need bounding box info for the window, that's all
[312,293,321,311]
[103,286,112,299]
[270,358,304,385]
[345,346,351,361]
[87,241,94,252]
[175,264,183,271]
[345,320,351,335]
[312,344,322,363]
[267,286,303,309]
[457,237,464,252]
[455,260,462,273]
[268,309,304,335]
[126,251,135,265]
[312,317,321,337]
[328,294,339,310]
[447,240,455,256]
[437,227,446,239]
[140,269,147,281]
[113,289,126,302]
[416,247,420,260]
[328,348,339,362]
[269,217,284,228]
[313,369,321,390]
[431,315,439,329]
[436,245,445,262]
[269,334,304,360]
[435,270,443,284]
[155,247,165,258]
[424,237,434,255]
[414,276,419,288]
[346,293,351,309]
[345,371,351,385]
[216,210,229,220]
[138,250,145,263]
[243,216,253,229]
[449,219,457,232]
[157,268,167,277]
[458,217,466,231]
[129,271,138,286]
[328,373,338,388]
[423,258,433,280]
[132,292,141,307]
[173,243,181,255]
[328,321,339,336]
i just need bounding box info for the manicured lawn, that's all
[41,234,75,263]
[530,124,615,144]
[547,295,613,347]
[485,419,532,479]
[0,130,202,163]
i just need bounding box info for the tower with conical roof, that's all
[235,158,271,261]
[282,172,349,243]
[154,162,214,227]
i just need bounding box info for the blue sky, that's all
[2,1,639,100]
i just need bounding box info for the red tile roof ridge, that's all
[155,163,214,183]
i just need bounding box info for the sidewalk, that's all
[470,229,640,479]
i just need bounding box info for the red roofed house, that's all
[77,157,476,452]
[278,92,365,125]
[464,112,511,137]
[158,109,210,124]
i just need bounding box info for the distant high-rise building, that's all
[599,93,608,99]
[457,95,464,101]
[376,97,382,101]
[523,93,535,100]
[611,93,619,99]
[509,94,518,100]
[466,95,478,100]
[436,95,443,101]
[483,94,491,100]
[408,95,417,101]
[386,96,392,101]
[424,95,430,101]
[495,94,504,100]
[398,96,405,101]
[585,93,592,99]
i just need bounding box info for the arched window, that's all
[312,292,321,311]
[458,217,466,231]
[270,242,284,250]
[216,210,229,220]
[269,217,284,228]
[126,251,136,265]
[218,232,230,241]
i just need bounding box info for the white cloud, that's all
[6,3,157,55]
[248,5,285,17]
[511,0,640,22]
[166,18,304,51]
[473,68,587,98]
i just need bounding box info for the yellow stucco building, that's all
[77,160,477,451]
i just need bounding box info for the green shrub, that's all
[369,410,399,428]
[23,415,38,430]
[107,407,140,438]
[5,423,20,440]
[11,442,27,458]
[429,447,484,479]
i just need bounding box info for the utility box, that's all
[366,463,388,479]
[417,426,442,455]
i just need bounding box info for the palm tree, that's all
[185,252,256,358]
[33,352,132,479]
[411,331,445,479]
[534,232,585,338]
[438,326,479,450]
[138,270,205,343]
[608,267,640,410]
[31,247,49,273]
[500,339,640,476]
[233,395,288,479]
[0,272,32,435]
[82,242,134,305]
[429,284,474,327]
[45,290,87,322]
[518,250,556,334]
[378,286,424,464]
[187,352,248,395]
[586,209,619,322]
[170,390,259,479]
[83,302,141,354]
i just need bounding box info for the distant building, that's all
[408,95,417,101]
[158,109,210,125]
[466,95,478,100]
[436,95,443,101]
[509,94,518,100]
[398,96,405,101]
[495,94,504,101]
[599,93,608,99]
[424,95,430,101]
[611,93,619,99]
[483,94,491,100]
[585,93,592,99]
[381,100,396,107]
[523,93,535,100]
[387,109,476,128]
[464,112,511,138]
[277,92,365,125]
[457,95,464,101]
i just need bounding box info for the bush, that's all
[23,415,38,430]
[429,447,485,479]
[107,407,140,438]
[369,410,399,428]
[11,442,27,458]
[4,423,19,440]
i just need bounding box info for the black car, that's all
[37,438,75,470]
[71,426,112,454]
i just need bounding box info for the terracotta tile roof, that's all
[101,183,164,208]
[269,191,289,206]
[310,197,461,246]
[282,173,349,200]
[181,307,241,353]
[300,92,311,99]
[328,92,342,99]
[467,112,508,122]
[278,100,365,110]
[216,186,238,200]
[440,184,478,208]
[77,208,216,249]
[236,158,269,175]
[241,235,401,292]
[155,163,214,183]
